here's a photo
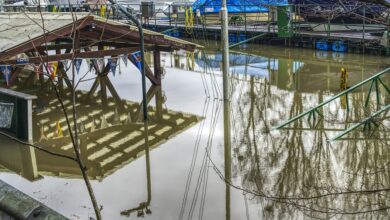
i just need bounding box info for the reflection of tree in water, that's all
[230,75,390,218]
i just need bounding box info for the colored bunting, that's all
[74,59,82,74]
[121,54,128,67]
[131,51,142,71]
[48,62,58,79]
[0,65,12,86]
[108,58,117,76]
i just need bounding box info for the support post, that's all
[153,50,162,85]
[221,0,230,101]
[221,0,231,219]
[155,86,163,121]
[223,97,231,220]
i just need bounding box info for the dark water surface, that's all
[0,41,389,219]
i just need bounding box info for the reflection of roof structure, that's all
[0,90,201,181]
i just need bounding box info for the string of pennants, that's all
[0,51,143,85]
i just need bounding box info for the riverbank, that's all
[0,180,67,220]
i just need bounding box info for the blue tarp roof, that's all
[192,0,288,14]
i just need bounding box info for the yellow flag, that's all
[100,5,106,17]
[56,121,63,138]
[50,62,58,79]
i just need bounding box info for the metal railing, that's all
[1,2,388,52]
[274,67,390,141]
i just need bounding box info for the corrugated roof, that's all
[0,13,89,52]
[0,12,201,55]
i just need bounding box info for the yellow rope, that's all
[185,6,194,34]
[101,5,107,17]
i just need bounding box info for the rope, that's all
[185,6,194,34]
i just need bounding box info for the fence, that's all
[1,2,389,54]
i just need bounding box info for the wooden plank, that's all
[128,56,159,85]
[103,76,121,103]
[88,78,100,99]
[93,20,196,51]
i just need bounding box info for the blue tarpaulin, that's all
[192,0,288,14]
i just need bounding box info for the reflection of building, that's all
[0,88,200,181]
[171,47,389,93]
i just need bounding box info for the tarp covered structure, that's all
[192,0,288,14]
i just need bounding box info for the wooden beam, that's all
[134,86,159,122]
[155,86,163,121]
[92,20,196,51]
[29,42,142,53]
[103,76,121,103]
[88,78,100,99]
[128,55,159,85]
[99,64,110,106]
[153,50,162,85]
[57,62,74,92]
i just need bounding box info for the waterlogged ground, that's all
[0,41,390,219]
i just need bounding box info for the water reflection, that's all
[0,82,200,182]
[224,98,232,220]
[0,43,389,219]
[120,122,152,218]
[228,73,389,218]
[164,43,390,218]
[168,44,389,94]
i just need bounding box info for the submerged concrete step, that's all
[0,180,68,220]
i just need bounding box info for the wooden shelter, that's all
[0,12,201,100]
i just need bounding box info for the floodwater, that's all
[0,41,390,219]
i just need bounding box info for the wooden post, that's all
[155,86,163,121]
[153,50,162,85]
[99,64,109,106]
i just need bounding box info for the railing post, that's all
[363,5,366,54]
[169,4,171,27]
[244,4,247,33]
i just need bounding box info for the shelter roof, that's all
[0,12,201,61]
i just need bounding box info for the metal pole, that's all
[169,4,171,27]
[221,1,231,218]
[221,0,230,101]
[363,5,366,54]
[107,0,148,120]
[223,98,231,220]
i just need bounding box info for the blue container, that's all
[332,41,347,52]
[316,41,331,51]
[229,34,237,43]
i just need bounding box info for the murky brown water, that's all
[0,41,389,219]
